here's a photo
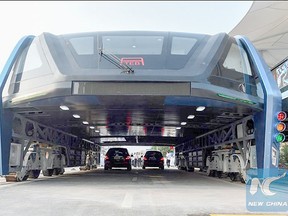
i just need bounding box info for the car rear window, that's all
[107,148,129,157]
[145,151,163,158]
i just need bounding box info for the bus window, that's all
[208,39,257,96]
[171,37,197,55]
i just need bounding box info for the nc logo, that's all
[249,172,287,196]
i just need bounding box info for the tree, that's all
[151,146,173,157]
[280,144,288,166]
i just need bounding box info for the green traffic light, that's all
[276,133,285,142]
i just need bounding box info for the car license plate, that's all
[114,155,121,160]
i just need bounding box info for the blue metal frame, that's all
[0,35,35,175]
[236,36,282,178]
[0,34,282,179]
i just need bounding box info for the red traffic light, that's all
[277,111,287,121]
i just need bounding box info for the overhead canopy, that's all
[229,1,288,69]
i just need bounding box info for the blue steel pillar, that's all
[236,36,282,178]
[0,36,34,175]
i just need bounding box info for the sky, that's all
[0,1,253,74]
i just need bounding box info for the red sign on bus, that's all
[120,57,144,66]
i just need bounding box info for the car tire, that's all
[127,165,132,171]
[160,166,164,170]
[42,169,54,176]
[142,166,145,169]
[104,166,108,170]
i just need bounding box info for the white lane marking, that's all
[132,177,137,182]
[121,192,134,208]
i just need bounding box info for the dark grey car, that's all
[142,150,164,170]
[104,147,132,171]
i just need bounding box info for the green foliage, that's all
[151,146,173,156]
[280,144,288,165]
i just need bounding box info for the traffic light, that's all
[275,111,288,142]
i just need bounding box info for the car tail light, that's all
[125,156,131,160]
[105,155,109,160]
[160,157,164,161]
[143,156,147,161]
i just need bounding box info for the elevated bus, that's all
[0,31,283,181]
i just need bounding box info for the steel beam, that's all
[175,115,254,153]
[11,114,99,167]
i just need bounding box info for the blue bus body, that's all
[0,31,282,177]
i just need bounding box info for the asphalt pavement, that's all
[0,166,286,216]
